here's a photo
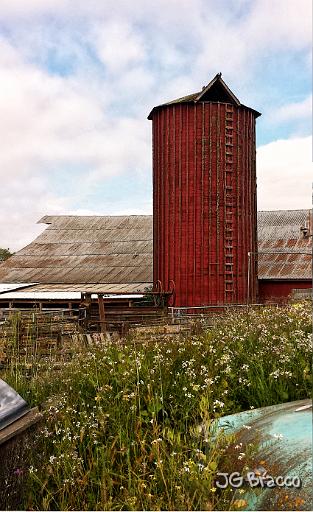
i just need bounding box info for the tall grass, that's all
[1,302,312,510]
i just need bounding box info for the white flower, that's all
[213,400,225,409]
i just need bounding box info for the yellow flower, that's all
[233,499,247,509]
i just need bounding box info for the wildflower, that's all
[49,455,57,464]
[213,399,225,409]
[233,499,247,509]
[210,487,217,493]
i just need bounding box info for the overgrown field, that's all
[2,302,312,510]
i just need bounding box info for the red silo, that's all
[148,73,261,307]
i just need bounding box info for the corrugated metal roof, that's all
[0,215,153,286]
[0,210,311,289]
[257,209,312,280]
[257,210,311,240]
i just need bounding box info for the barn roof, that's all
[0,210,311,291]
[258,209,312,280]
[0,215,153,293]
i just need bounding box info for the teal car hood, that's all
[218,399,312,511]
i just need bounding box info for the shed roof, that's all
[0,210,311,290]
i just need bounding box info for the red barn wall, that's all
[259,279,312,302]
[151,102,258,307]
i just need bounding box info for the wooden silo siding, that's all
[152,102,258,307]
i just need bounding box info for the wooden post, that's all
[98,294,106,333]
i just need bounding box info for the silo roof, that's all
[148,73,261,119]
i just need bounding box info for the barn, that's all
[0,74,311,317]
[258,209,312,301]
[0,209,311,311]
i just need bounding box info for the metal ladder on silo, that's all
[224,104,235,301]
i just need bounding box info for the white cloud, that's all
[269,96,312,124]
[1,178,67,251]
[244,0,312,49]
[0,0,70,17]
[0,0,311,251]
[257,136,312,210]
[93,21,146,74]
[0,37,151,250]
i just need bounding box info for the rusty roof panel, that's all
[257,210,312,280]
[5,255,150,269]
[36,228,152,244]
[17,241,152,257]
[0,263,153,285]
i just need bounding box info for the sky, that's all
[0,0,312,251]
